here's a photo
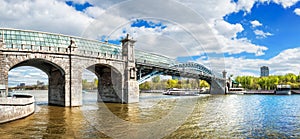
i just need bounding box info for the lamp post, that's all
[68,38,77,107]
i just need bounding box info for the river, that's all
[0,90,300,138]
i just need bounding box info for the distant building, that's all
[260,66,269,77]
[37,80,44,86]
[19,83,25,87]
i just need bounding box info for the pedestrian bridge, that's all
[0,28,226,106]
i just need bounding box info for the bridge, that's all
[0,28,226,106]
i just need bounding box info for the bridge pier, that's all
[209,79,226,94]
[0,52,8,96]
[121,34,139,103]
[96,66,123,103]
[209,71,227,94]
[66,58,83,106]
[48,67,66,106]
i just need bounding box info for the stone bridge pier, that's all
[209,79,226,94]
[67,35,139,105]
[209,70,227,94]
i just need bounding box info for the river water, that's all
[1,90,300,138]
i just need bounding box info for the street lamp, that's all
[68,38,77,107]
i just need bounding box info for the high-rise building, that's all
[260,66,269,77]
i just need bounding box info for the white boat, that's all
[163,88,199,96]
[275,85,291,95]
[227,88,246,94]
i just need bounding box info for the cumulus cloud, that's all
[81,0,269,60]
[235,0,299,12]
[0,0,93,36]
[84,6,105,18]
[2,0,300,81]
[272,0,300,8]
[199,47,300,77]
[254,29,273,38]
[235,0,257,13]
[251,20,263,27]
[294,8,300,16]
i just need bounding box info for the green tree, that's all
[93,78,98,89]
[139,81,151,90]
[167,79,178,89]
[200,80,210,88]
[152,76,160,83]
[82,79,89,90]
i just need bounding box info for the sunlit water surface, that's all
[0,90,300,138]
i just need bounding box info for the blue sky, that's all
[225,1,300,60]
[1,0,300,86]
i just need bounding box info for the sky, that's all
[1,0,300,86]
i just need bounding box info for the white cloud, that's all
[199,47,300,77]
[254,29,273,38]
[81,0,269,60]
[272,0,300,8]
[294,8,300,16]
[84,6,105,18]
[214,20,244,38]
[2,0,300,79]
[0,0,93,36]
[236,0,257,13]
[235,0,299,12]
[251,20,263,27]
[9,67,48,87]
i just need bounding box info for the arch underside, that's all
[10,59,66,106]
[173,62,212,75]
[87,64,123,103]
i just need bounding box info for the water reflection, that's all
[0,91,300,138]
[166,95,300,138]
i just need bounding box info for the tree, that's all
[139,81,151,90]
[82,79,89,90]
[167,79,178,89]
[200,80,210,88]
[93,78,98,89]
[152,76,160,83]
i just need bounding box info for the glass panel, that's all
[20,31,26,35]
[16,35,21,40]
[26,40,31,45]
[21,35,25,40]
[16,40,21,44]
[15,31,20,35]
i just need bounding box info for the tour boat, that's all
[227,88,246,94]
[275,85,291,95]
[163,88,199,96]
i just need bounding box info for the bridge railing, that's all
[76,49,123,60]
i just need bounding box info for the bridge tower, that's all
[121,34,139,103]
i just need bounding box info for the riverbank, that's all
[243,90,300,95]
[0,94,35,124]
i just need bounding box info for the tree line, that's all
[82,79,98,90]
[10,85,48,90]
[9,76,211,91]
[234,73,300,90]
[139,76,210,90]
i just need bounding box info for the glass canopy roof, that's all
[0,28,121,55]
[0,28,176,67]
